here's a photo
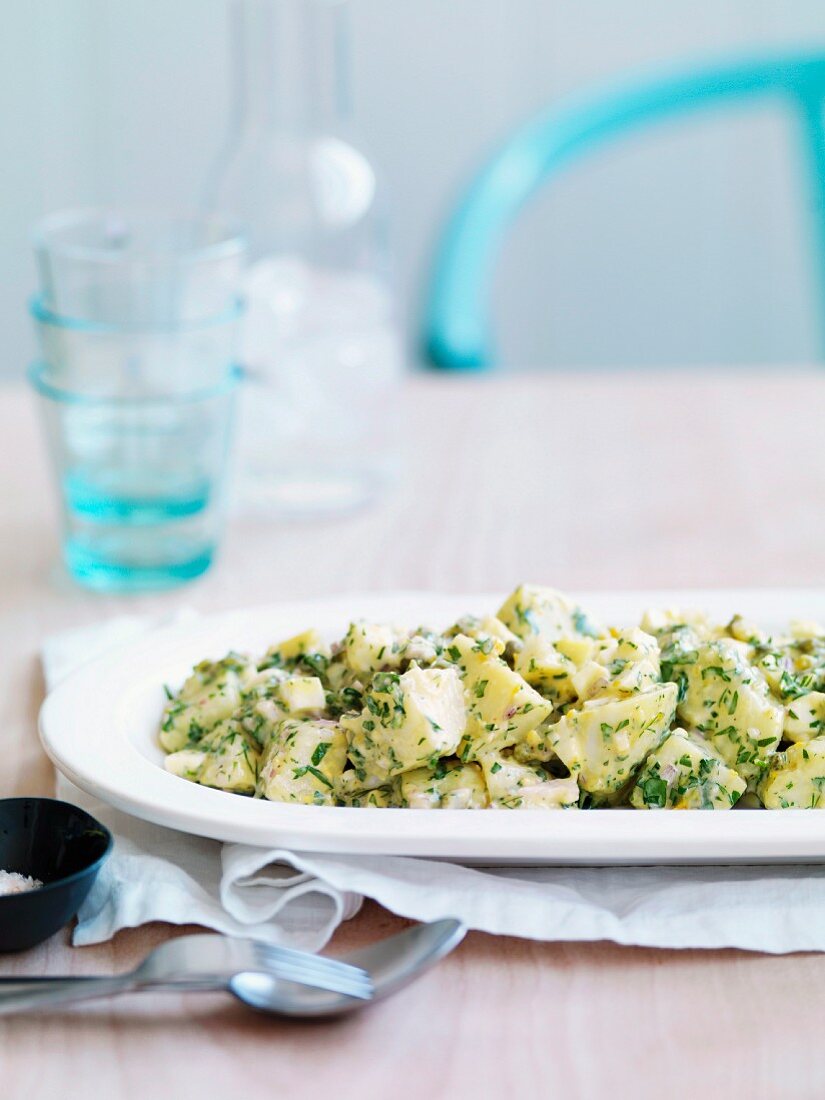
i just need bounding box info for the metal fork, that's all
[0,934,372,1013]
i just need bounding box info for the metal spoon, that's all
[231,918,466,1017]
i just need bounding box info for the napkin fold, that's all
[42,614,825,955]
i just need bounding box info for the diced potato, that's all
[321,660,367,716]
[783,691,825,743]
[758,644,825,703]
[165,717,260,794]
[446,634,552,761]
[791,649,825,675]
[160,654,254,753]
[630,728,746,809]
[556,636,597,666]
[397,761,489,809]
[237,674,327,748]
[669,638,783,787]
[593,629,661,697]
[727,615,767,645]
[449,616,521,650]
[514,636,577,706]
[656,623,703,670]
[198,745,258,794]
[641,608,717,639]
[790,620,825,642]
[342,786,395,808]
[336,768,387,801]
[276,676,327,716]
[341,621,408,676]
[511,727,556,764]
[332,752,387,796]
[759,738,825,808]
[479,750,579,809]
[571,661,611,702]
[243,667,290,692]
[342,666,466,782]
[547,683,678,795]
[751,648,794,699]
[400,631,444,666]
[497,585,603,643]
[257,719,347,805]
[261,629,331,671]
[163,748,207,782]
[477,616,521,648]
[237,695,287,749]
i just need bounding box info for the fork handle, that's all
[0,976,225,1015]
[0,976,141,1014]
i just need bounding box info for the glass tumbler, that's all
[29,359,241,591]
[30,209,246,591]
[34,208,245,329]
[31,295,241,397]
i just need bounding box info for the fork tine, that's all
[248,955,372,999]
[253,942,371,982]
[253,963,372,1000]
[252,943,373,999]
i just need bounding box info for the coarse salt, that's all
[0,870,43,897]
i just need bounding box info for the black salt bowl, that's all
[0,798,112,952]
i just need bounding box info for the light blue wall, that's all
[3,0,825,373]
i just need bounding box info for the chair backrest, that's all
[424,53,825,370]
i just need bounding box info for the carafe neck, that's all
[229,0,351,134]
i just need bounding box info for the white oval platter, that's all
[38,588,825,865]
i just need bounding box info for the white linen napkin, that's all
[42,615,825,954]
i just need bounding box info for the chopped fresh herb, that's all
[640,776,668,808]
[304,765,332,788]
[701,665,732,682]
[311,742,331,766]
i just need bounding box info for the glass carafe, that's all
[204,0,404,516]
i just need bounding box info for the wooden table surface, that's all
[2,371,825,1099]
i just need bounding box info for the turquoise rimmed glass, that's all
[29,361,241,592]
[29,208,247,591]
[30,294,244,397]
[33,208,245,328]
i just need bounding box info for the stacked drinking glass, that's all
[29,210,246,591]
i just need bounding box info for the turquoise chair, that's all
[424,53,825,370]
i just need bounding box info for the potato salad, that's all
[158,585,825,810]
